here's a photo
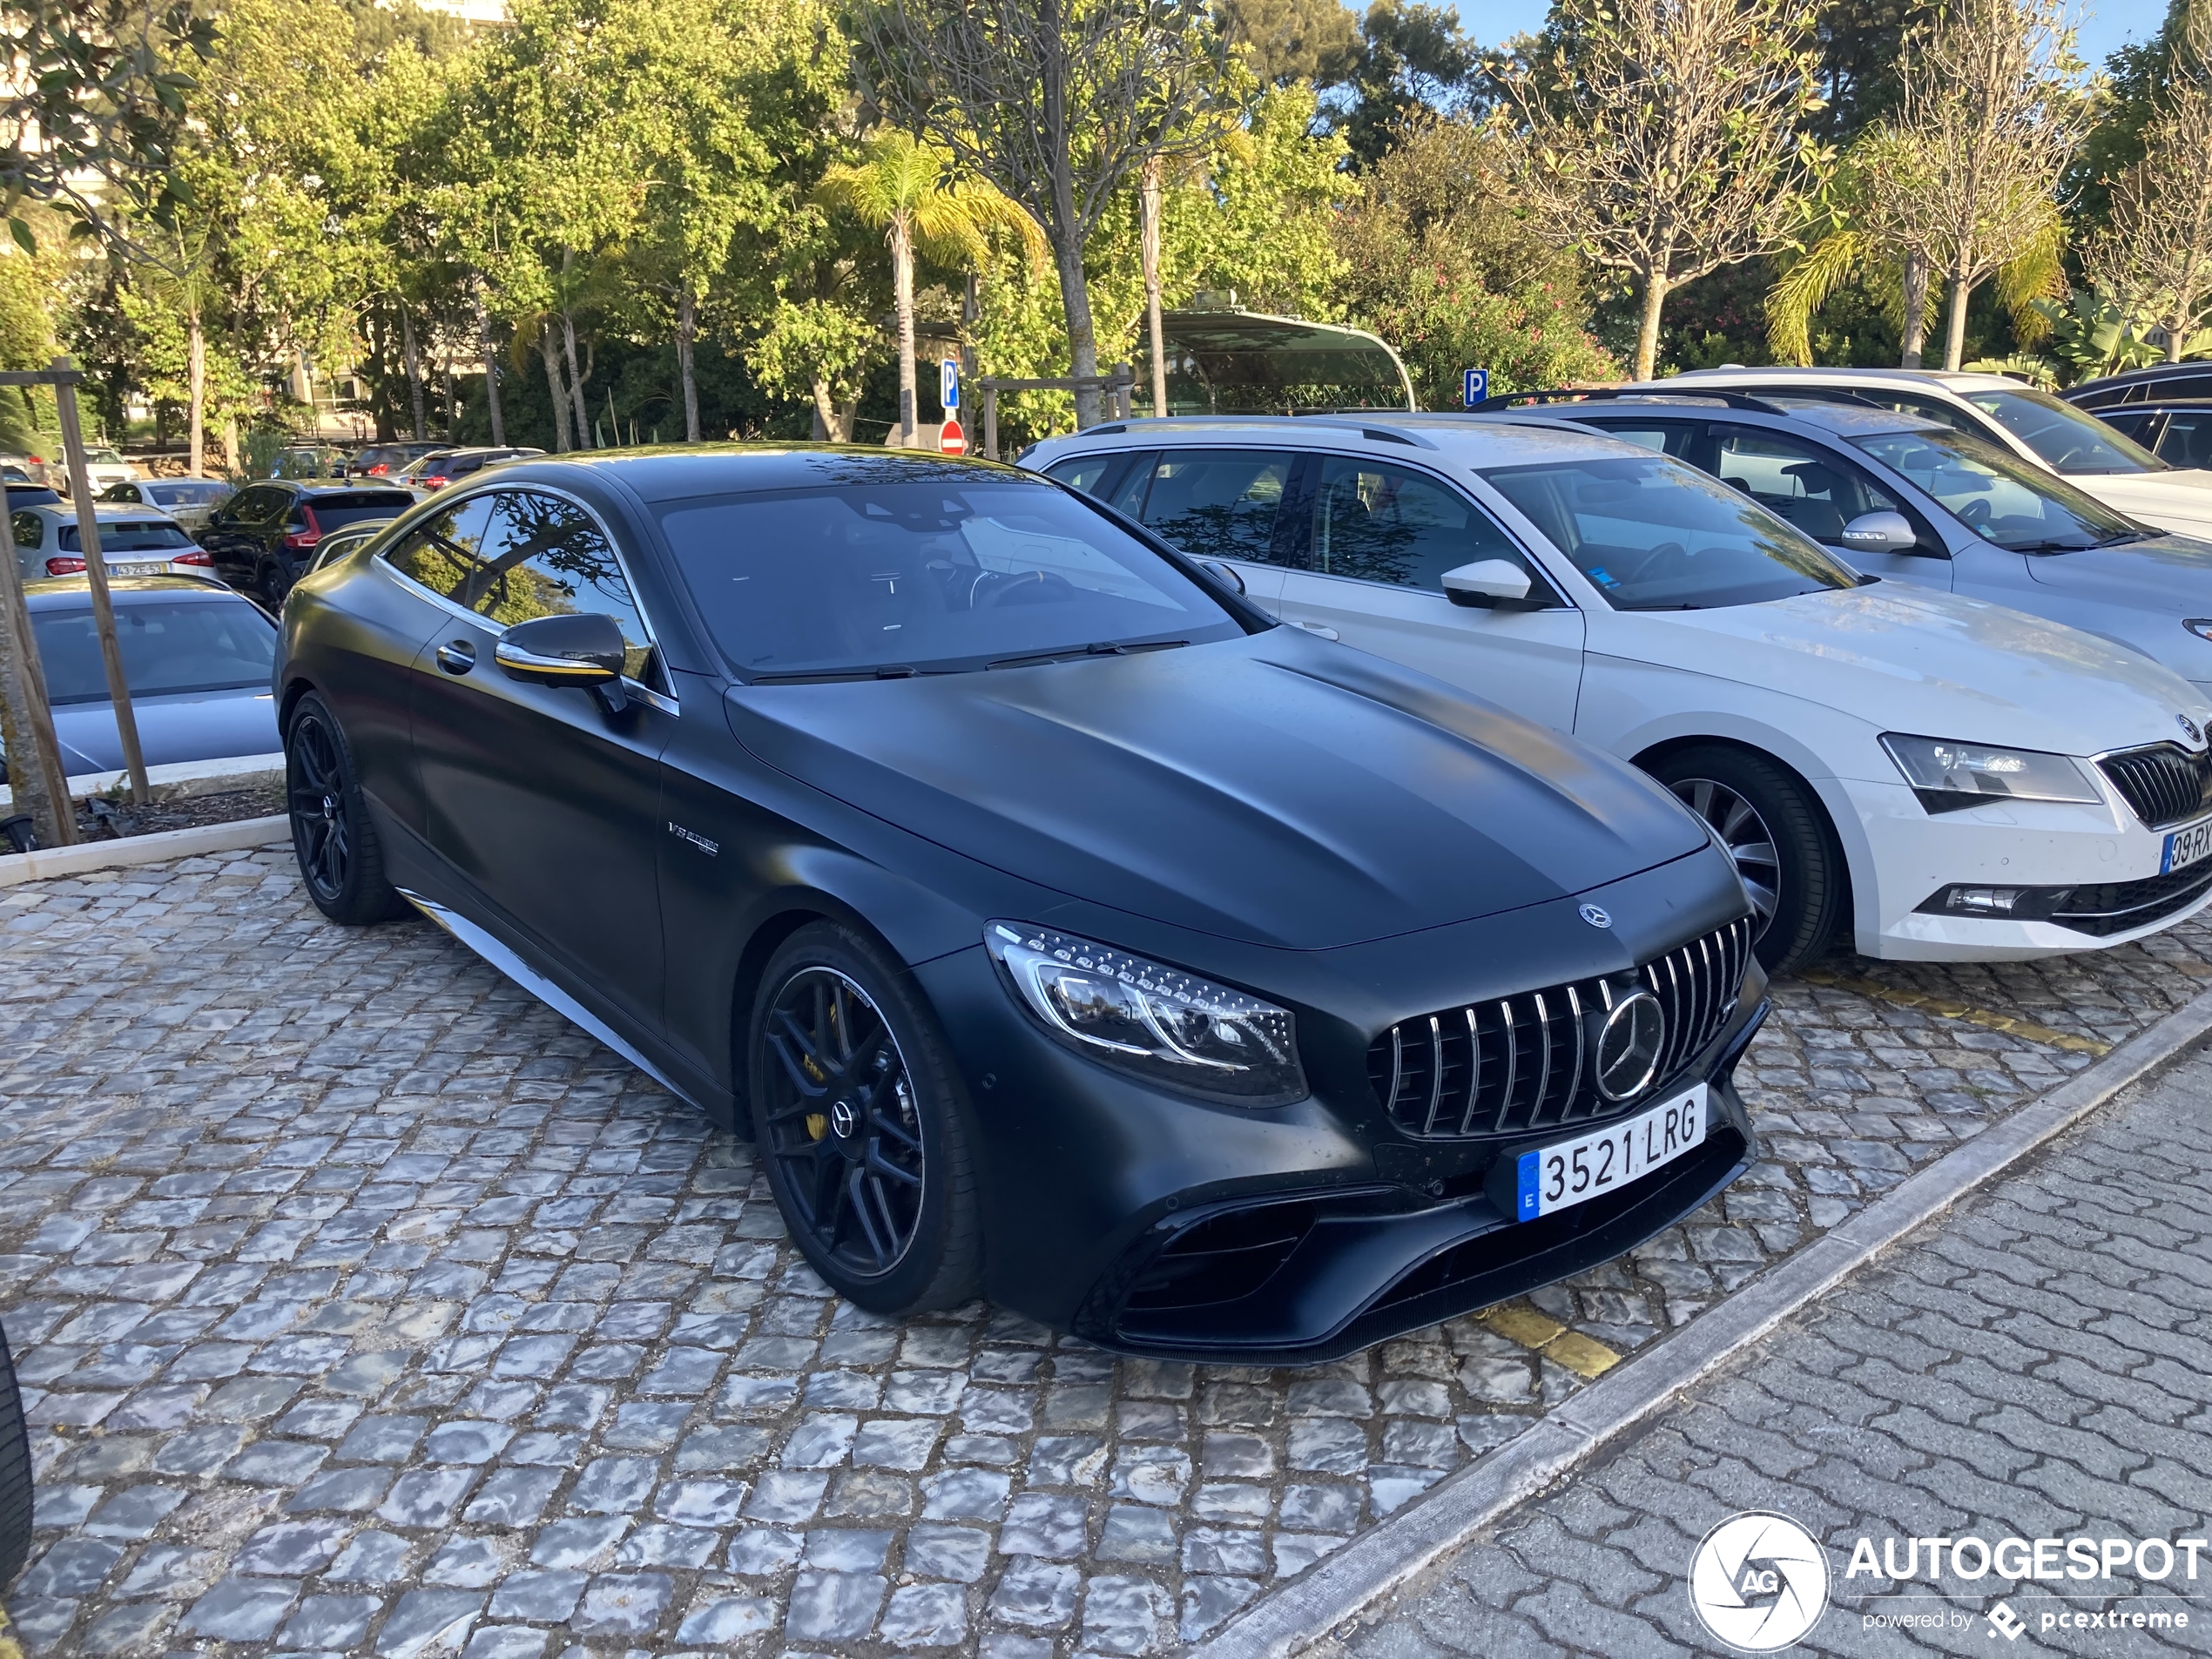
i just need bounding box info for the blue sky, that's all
[1449,0,2166,65]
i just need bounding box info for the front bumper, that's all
[1831,775,2212,961]
[914,915,1765,1366]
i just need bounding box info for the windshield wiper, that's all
[987,639,1189,671]
[747,664,931,685]
[2005,540,2101,555]
[2097,531,2150,548]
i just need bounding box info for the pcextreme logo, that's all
[1689,1512,1831,1652]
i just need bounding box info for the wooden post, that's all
[0,515,78,847]
[985,383,1000,462]
[53,356,150,806]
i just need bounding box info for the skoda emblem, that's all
[1594,988,1665,1102]
[1578,903,1613,929]
[2182,714,2203,745]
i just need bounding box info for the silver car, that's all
[10,502,216,584]
[98,475,235,533]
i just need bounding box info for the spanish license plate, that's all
[1514,1084,1708,1221]
[2162,815,2212,875]
[115,562,169,577]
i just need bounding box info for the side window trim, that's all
[385,483,675,705]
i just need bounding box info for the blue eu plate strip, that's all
[1516,1150,1541,1220]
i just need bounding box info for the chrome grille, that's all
[1367,916,1754,1140]
[2098,743,2212,830]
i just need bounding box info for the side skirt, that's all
[395,886,703,1110]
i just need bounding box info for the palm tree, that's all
[818,132,1043,447]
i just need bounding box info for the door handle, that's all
[435,640,477,675]
[1294,621,1339,641]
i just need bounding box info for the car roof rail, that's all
[1470,387,1790,415]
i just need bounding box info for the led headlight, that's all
[986,922,1306,1105]
[1880,733,2101,814]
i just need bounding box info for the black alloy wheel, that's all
[1649,744,1844,975]
[286,693,407,927]
[751,922,981,1314]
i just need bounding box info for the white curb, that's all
[0,814,291,887]
[0,752,285,813]
[1187,985,2212,1659]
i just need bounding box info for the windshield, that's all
[1851,428,2143,551]
[307,494,415,531]
[150,482,230,504]
[33,600,274,705]
[1961,386,2165,474]
[61,522,192,553]
[658,475,1244,678]
[1478,454,1860,610]
[87,448,124,465]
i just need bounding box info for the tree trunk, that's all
[221,415,239,482]
[1055,232,1103,428]
[562,309,591,447]
[811,376,856,442]
[1942,270,1972,370]
[539,327,573,453]
[1142,155,1167,417]
[186,311,206,478]
[676,287,700,442]
[1899,253,1929,368]
[892,215,919,447]
[477,294,505,446]
[443,347,458,442]
[1632,269,1669,383]
[400,308,426,441]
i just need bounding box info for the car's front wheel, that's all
[287,693,408,927]
[1647,744,1844,975]
[749,921,981,1315]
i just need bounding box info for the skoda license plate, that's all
[2162,816,2212,875]
[1514,1084,1707,1222]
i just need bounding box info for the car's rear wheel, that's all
[0,1318,31,1593]
[1648,745,1844,975]
[287,693,407,927]
[750,921,981,1314]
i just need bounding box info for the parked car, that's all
[2064,361,2212,412]
[402,446,546,490]
[32,443,139,496]
[345,440,448,479]
[1028,415,2212,969]
[1527,390,2212,705]
[2069,400,2212,471]
[280,448,1765,1361]
[5,482,59,509]
[1596,368,2212,541]
[98,475,235,534]
[16,574,280,773]
[198,480,418,605]
[269,444,351,481]
[10,501,216,583]
[304,517,393,574]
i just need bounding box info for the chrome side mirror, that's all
[1839,511,1917,554]
[1442,558,1535,609]
[496,612,625,691]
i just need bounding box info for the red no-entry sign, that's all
[940,418,966,456]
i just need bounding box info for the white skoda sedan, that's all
[1026,416,2212,969]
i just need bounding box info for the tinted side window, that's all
[1044,455,1113,494]
[381,496,495,601]
[1135,449,1297,564]
[1580,421,1700,459]
[2156,413,2212,469]
[13,510,41,548]
[463,491,657,685]
[1310,456,1548,596]
[1711,425,1904,543]
[2099,409,2157,442]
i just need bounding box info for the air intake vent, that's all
[1367,916,1753,1140]
[2098,743,2212,830]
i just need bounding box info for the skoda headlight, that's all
[1880,733,2101,813]
[986,922,1306,1105]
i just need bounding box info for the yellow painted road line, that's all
[1796,968,2112,1057]
[1479,1302,1623,1379]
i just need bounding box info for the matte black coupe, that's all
[275,448,1765,1362]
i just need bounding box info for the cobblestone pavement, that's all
[3,847,2212,1657]
[1341,1048,2212,1657]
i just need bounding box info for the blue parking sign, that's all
[941,359,960,412]
[1462,368,1488,408]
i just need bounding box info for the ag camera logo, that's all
[1689,1512,1831,1651]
